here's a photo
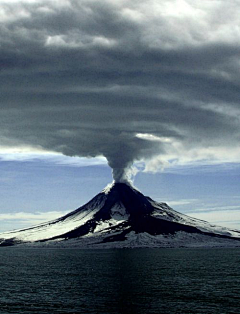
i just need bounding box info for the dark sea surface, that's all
[0,248,240,314]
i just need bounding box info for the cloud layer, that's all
[1,0,240,179]
[0,211,68,232]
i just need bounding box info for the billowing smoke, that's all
[111,164,141,186]
[101,133,164,184]
[0,0,240,178]
[111,168,131,184]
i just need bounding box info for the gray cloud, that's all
[1,0,240,180]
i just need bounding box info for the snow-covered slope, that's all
[1,182,240,248]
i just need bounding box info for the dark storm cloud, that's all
[1,0,240,179]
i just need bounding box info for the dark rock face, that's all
[89,184,154,229]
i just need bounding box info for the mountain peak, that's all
[99,181,153,217]
[1,182,240,248]
[102,181,136,194]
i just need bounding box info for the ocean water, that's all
[0,248,240,314]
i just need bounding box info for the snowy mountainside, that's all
[0,182,240,247]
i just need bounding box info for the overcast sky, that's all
[1,0,240,232]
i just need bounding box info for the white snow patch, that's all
[110,202,129,220]
[150,200,240,238]
[93,217,126,234]
[0,196,106,242]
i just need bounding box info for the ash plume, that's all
[0,0,240,172]
[111,167,131,184]
[101,134,163,184]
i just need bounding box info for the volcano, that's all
[1,182,240,248]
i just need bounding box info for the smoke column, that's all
[103,134,163,185]
[112,167,132,184]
